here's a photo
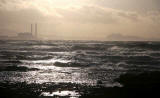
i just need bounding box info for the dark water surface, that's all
[0,40,160,97]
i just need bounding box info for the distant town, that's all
[0,24,38,40]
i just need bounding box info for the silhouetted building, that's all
[17,32,34,40]
[16,24,38,40]
[35,23,38,38]
[0,24,39,40]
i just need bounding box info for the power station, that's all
[17,24,38,40]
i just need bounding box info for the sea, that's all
[0,40,160,97]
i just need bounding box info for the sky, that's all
[0,0,160,40]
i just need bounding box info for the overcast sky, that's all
[0,0,160,40]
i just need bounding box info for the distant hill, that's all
[106,33,160,41]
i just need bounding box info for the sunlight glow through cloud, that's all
[0,0,160,40]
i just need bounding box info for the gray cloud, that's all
[57,6,119,24]
[90,0,160,12]
[0,7,60,36]
[0,0,160,40]
[0,0,7,4]
[117,12,139,21]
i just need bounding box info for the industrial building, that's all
[17,24,38,40]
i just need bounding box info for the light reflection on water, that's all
[41,90,80,97]
[22,58,71,64]
[21,67,97,85]
[0,58,99,85]
[0,55,123,86]
[1,40,160,98]
[3,41,159,88]
[14,59,99,85]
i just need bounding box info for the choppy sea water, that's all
[0,40,160,97]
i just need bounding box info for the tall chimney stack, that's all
[31,24,33,34]
[35,23,37,38]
